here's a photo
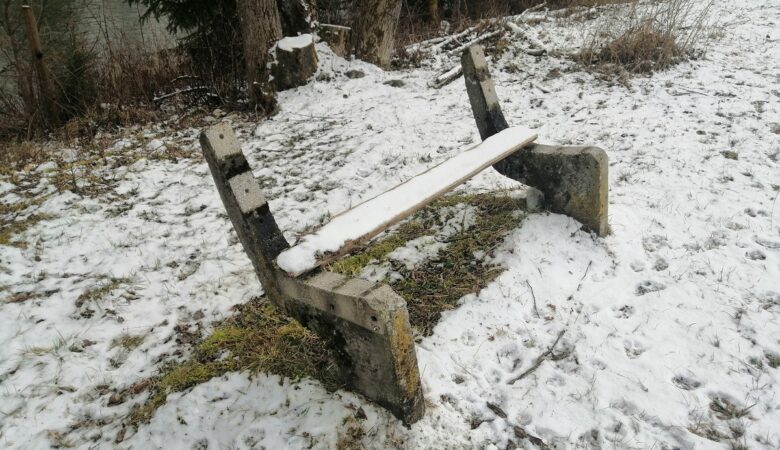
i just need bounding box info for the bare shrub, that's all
[0,2,222,141]
[578,0,714,74]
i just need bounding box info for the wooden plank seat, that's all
[275,126,538,277]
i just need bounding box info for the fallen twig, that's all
[526,280,540,319]
[153,86,209,103]
[576,261,592,292]
[507,330,565,384]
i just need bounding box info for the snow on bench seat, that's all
[276,126,537,277]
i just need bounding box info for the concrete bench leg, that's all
[200,124,425,424]
[462,45,609,236]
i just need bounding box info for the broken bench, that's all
[199,44,608,424]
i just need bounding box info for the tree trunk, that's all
[276,0,318,36]
[429,0,439,24]
[236,0,283,113]
[350,0,402,68]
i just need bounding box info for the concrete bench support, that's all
[462,45,609,236]
[200,124,424,424]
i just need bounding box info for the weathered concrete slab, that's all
[200,123,424,424]
[200,124,290,301]
[278,272,424,423]
[461,45,609,236]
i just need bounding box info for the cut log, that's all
[429,65,463,89]
[275,126,538,276]
[272,34,318,90]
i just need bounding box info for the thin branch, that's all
[576,261,592,292]
[507,330,565,385]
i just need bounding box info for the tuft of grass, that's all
[127,298,340,426]
[0,195,54,248]
[328,192,527,336]
[76,276,130,307]
[0,214,54,246]
[112,334,145,351]
[578,0,714,76]
[709,396,753,421]
[765,351,780,369]
[336,416,366,450]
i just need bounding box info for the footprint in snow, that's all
[614,305,634,319]
[744,208,769,218]
[642,234,668,252]
[672,374,702,390]
[635,280,666,296]
[591,359,608,370]
[653,258,669,271]
[624,339,646,359]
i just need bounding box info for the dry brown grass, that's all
[578,0,714,75]
[329,192,527,335]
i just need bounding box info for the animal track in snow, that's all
[636,280,666,296]
[623,339,646,359]
[615,305,634,318]
[671,374,702,390]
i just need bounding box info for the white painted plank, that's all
[276,126,537,277]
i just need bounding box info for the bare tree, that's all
[350,0,402,68]
[236,0,282,113]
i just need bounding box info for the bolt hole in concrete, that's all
[219,134,224,139]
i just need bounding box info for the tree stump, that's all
[318,24,351,57]
[271,34,319,90]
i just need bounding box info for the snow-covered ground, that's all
[1,0,779,448]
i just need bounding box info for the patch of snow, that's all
[1,0,779,448]
[278,34,314,52]
[34,161,58,173]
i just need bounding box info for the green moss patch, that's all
[128,298,340,426]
